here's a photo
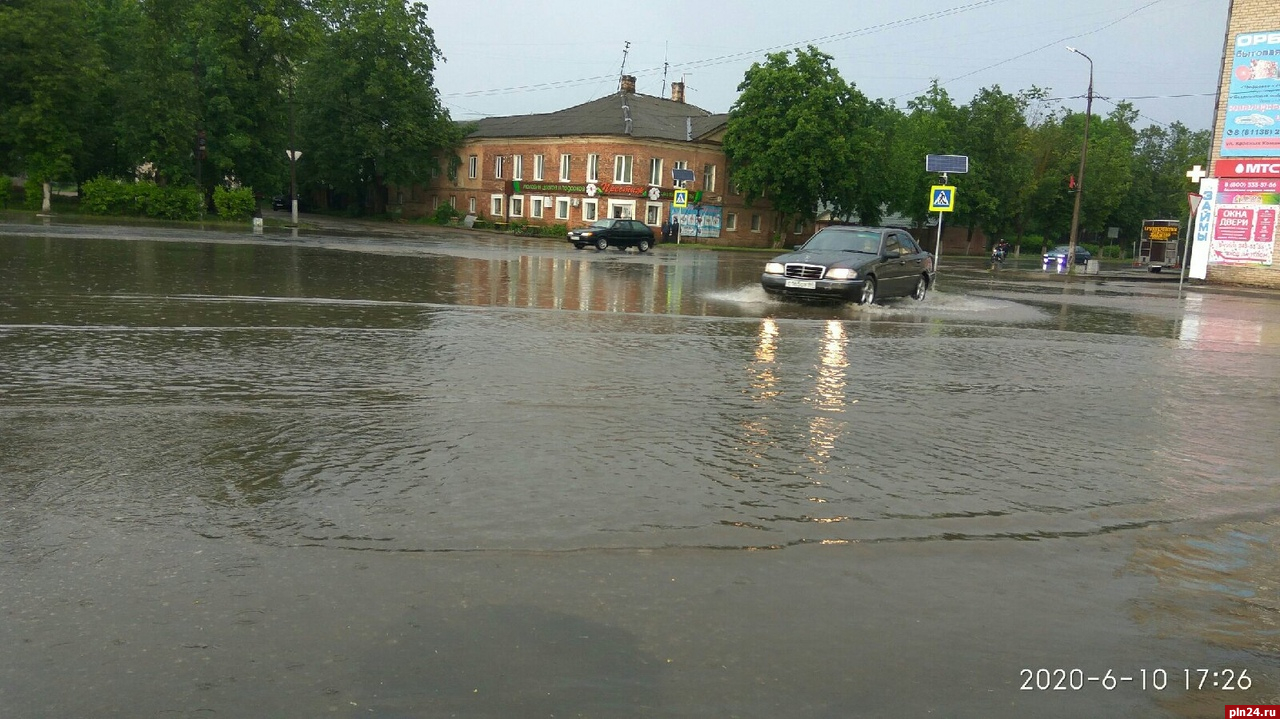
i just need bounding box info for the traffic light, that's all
[196,130,207,159]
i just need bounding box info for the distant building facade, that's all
[408,76,782,247]
[1204,1,1280,287]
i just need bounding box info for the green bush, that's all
[0,176,8,209]
[540,223,568,237]
[81,177,201,221]
[431,203,460,225]
[212,186,255,220]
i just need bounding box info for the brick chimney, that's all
[671,81,685,103]
[620,75,636,94]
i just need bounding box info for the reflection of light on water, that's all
[814,320,849,413]
[756,318,778,362]
[750,318,781,401]
[807,320,853,468]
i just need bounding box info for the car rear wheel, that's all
[636,239,650,253]
[595,237,609,251]
[911,275,928,301]
[855,277,877,305]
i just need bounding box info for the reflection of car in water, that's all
[566,218,656,252]
[760,225,934,305]
[1233,113,1276,127]
[1042,244,1091,267]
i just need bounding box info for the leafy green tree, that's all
[885,81,961,229]
[724,46,883,244]
[296,0,459,214]
[0,0,105,210]
[952,86,1035,252]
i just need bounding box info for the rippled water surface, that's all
[3,221,1279,718]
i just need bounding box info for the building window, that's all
[794,218,805,234]
[559,154,571,181]
[583,198,598,221]
[704,164,716,193]
[725,212,737,231]
[555,197,570,219]
[512,155,523,180]
[432,196,440,210]
[649,158,663,186]
[468,155,478,179]
[530,196,544,219]
[613,155,633,184]
[533,154,544,181]
[510,195,524,217]
[587,154,599,182]
[468,197,477,214]
[491,194,504,216]
[494,156,504,179]
[645,203,661,226]
[673,160,688,188]
[449,195,456,208]
[750,214,761,232]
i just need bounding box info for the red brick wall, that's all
[407,135,781,247]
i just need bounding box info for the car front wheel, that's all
[595,237,609,251]
[856,277,877,305]
[911,275,928,301]
[637,239,650,253]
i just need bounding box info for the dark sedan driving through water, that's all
[761,226,935,304]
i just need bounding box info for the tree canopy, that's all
[0,0,459,215]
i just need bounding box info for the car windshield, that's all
[588,220,615,229]
[1051,245,1072,253]
[801,229,881,253]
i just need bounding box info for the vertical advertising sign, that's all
[1221,30,1280,157]
[1189,178,1217,279]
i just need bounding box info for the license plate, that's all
[785,279,816,289]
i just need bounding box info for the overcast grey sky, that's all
[426,0,1230,130]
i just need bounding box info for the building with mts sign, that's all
[1201,1,1280,287]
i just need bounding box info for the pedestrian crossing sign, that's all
[930,185,956,213]
[673,189,688,208]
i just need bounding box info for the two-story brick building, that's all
[407,76,781,247]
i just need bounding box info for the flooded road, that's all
[2,220,1278,717]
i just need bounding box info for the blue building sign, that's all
[670,205,721,239]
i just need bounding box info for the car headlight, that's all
[764,262,784,274]
[581,232,594,237]
[825,268,856,280]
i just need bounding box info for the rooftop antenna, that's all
[618,41,630,92]
[661,43,669,98]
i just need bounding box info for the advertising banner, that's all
[1208,178,1279,265]
[1221,30,1280,157]
[670,205,721,239]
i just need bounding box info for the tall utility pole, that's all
[1065,46,1094,275]
[288,74,299,226]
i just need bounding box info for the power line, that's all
[442,0,1013,100]
[890,0,1168,102]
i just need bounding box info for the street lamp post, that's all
[1065,46,1093,275]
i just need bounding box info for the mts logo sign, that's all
[1215,160,1280,177]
